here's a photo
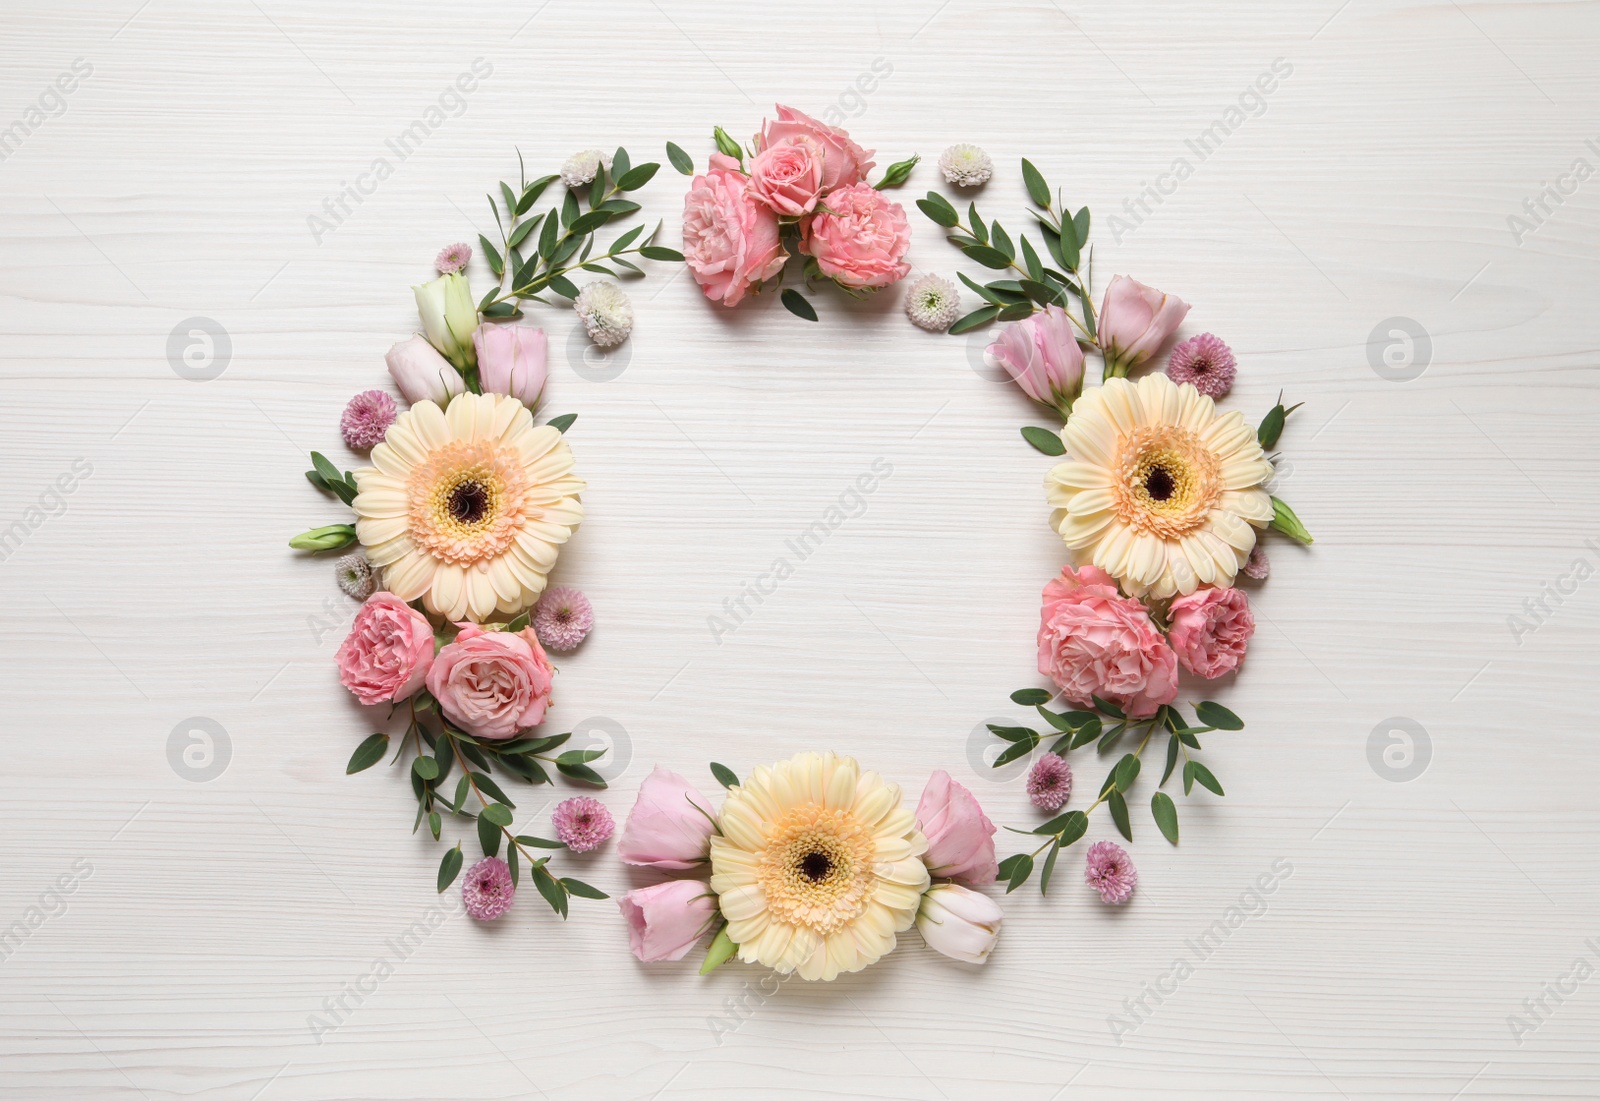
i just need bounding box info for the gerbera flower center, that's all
[1113,425,1221,540]
[406,439,538,566]
[1144,466,1175,501]
[800,851,833,881]
[755,805,878,935]
[448,480,490,523]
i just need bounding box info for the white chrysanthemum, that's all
[574,280,633,347]
[560,149,611,188]
[352,392,584,622]
[939,143,993,187]
[709,752,930,982]
[1046,374,1275,599]
[904,273,961,332]
[335,551,375,600]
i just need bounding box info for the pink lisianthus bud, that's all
[1098,275,1190,379]
[916,770,998,885]
[472,322,547,409]
[916,884,1003,964]
[385,335,465,406]
[617,766,717,870]
[984,304,1085,418]
[617,879,718,962]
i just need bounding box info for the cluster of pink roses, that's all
[682,105,912,307]
[335,592,556,740]
[1036,564,1256,719]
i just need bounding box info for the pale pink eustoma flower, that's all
[472,322,547,409]
[984,304,1085,417]
[617,879,718,962]
[916,770,998,885]
[617,766,717,870]
[1098,275,1190,378]
[916,884,1003,964]
[385,335,465,405]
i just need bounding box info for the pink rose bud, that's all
[916,770,999,885]
[385,335,465,406]
[1167,585,1256,679]
[758,104,876,191]
[425,625,554,740]
[799,182,912,290]
[617,879,718,963]
[335,592,435,705]
[1037,563,1178,720]
[747,136,826,217]
[617,766,717,870]
[984,304,1085,418]
[682,168,788,307]
[916,884,1003,965]
[1098,275,1191,379]
[472,323,547,409]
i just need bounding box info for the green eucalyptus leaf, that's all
[1194,701,1244,730]
[1152,792,1180,844]
[1022,427,1066,456]
[546,413,577,434]
[916,192,960,227]
[1040,836,1061,895]
[710,762,740,789]
[781,288,818,321]
[1108,789,1133,841]
[1021,158,1051,208]
[1011,688,1052,706]
[1187,761,1225,796]
[666,141,694,175]
[477,814,501,856]
[639,245,685,262]
[346,733,389,774]
[436,844,463,892]
[1004,852,1034,893]
[560,877,608,900]
[948,304,1000,334]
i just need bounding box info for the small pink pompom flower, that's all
[462,856,515,920]
[435,242,472,274]
[1027,754,1073,811]
[1242,545,1270,580]
[339,389,397,450]
[534,586,593,652]
[1085,840,1137,904]
[553,796,614,853]
[1166,333,1237,398]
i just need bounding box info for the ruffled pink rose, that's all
[917,770,998,885]
[1037,564,1178,719]
[758,104,875,192]
[617,879,717,963]
[748,136,825,217]
[800,183,912,290]
[1167,586,1255,679]
[985,304,1085,417]
[1098,275,1190,376]
[336,592,434,705]
[472,322,546,408]
[425,624,554,740]
[682,168,787,307]
[617,766,717,870]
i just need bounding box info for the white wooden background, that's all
[2,1,1597,1097]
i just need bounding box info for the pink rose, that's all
[425,624,554,740]
[1098,275,1191,376]
[984,304,1086,417]
[617,879,717,963]
[758,104,875,192]
[617,766,717,870]
[472,322,546,408]
[1037,564,1178,719]
[799,183,912,290]
[336,592,434,705]
[1167,586,1255,679]
[682,168,787,307]
[747,136,826,217]
[917,770,998,885]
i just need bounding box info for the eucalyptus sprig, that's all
[473,146,682,320]
[990,688,1242,895]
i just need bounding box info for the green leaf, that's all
[1019,279,1066,308]
[1011,688,1052,706]
[710,762,740,789]
[567,210,613,236]
[1021,158,1051,208]
[470,771,514,808]
[1058,810,1090,847]
[611,147,631,181]
[503,732,570,754]
[1270,496,1314,544]
[428,811,441,840]
[1258,404,1286,448]
[1034,707,1074,733]
[479,234,504,277]
[1058,217,1081,270]
[479,803,513,827]
[1040,836,1061,895]
[873,154,919,189]
[303,469,330,493]
[991,221,1015,262]
[505,611,530,633]
[616,162,660,191]
[451,775,470,812]
[547,413,577,434]
[781,288,818,321]
[1073,207,1091,249]
[1108,789,1132,841]
[560,877,608,900]
[507,843,519,886]
[916,192,960,227]
[477,814,501,856]
[991,738,1037,767]
[595,198,642,217]
[1186,761,1225,796]
[1021,426,1066,456]
[1098,720,1128,751]
[561,188,579,228]
[1004,852,1034,893]
[499,181,518,218]
[521,174,559,210]
[309,451,341,486]
[1152,792,1180,844]
[556,748,607,766]
[609,224,646,255]
[557,761,607,787]
[513,834,565,848]
[666,140,694,175]
[948,304,1000,335]
[413,756,440,781]
[967,203,988,243]
[507,215,541,249]
[1069,716,1103,749]
[436,844,463,892]
[639,245,685,262]
[995,299,1033,322]
[1092,695,1126,719]
[1194,701,1244,730]
[700,925,738,974]
[986,724,1037,743]
[1113,753,1142,793]
[961,243,1011,270]
[346,734,389,774]
[537,211,560,258]
[531,866,568,918]
[1162,733,1181,786]
[1019,236,1046,282]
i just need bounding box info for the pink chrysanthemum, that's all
[1026,753,1073,811]
[339,389,397,450]
[462,856,515,920]
[435,242,472,274]
[1165,333,1237,398]
[1242,545,1271,580]
[552,796,614,853]
[1084,840,1137,904]
[534,586,593,652]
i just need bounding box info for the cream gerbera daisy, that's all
[1046,373,1274,599]
[352,392,583,622]
[709,752,930,982]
